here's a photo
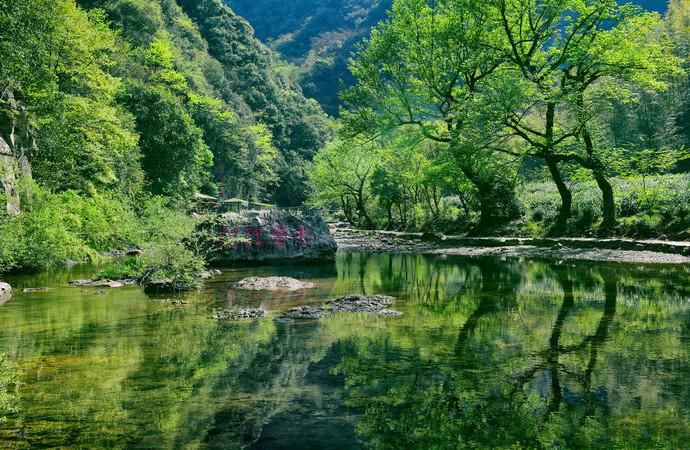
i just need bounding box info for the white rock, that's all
[0,282,12,304]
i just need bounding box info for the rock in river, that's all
[22,287,50,293]
[0,282,12,304]
[234,276,315,291]
[199,269,223,280]
[213,308,267,320]
[69,279,131,288]
[281,305,331,320]
[325,294,395,313]
[280,294,401,320]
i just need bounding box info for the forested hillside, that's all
[227,0,391,115]
[311,0,690,238]
[0,0,331,272]
[228,0,669,115]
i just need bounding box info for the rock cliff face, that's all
[209,209,337,262]
[0,87,34,215]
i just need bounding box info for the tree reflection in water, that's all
[1,254,690,449]
[332,256,690,449]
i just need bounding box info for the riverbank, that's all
[332,227,690,264]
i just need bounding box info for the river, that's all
[0,253,689,448]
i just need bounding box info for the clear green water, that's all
[1,253,690,449]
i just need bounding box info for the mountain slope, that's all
[226,0,391,115]
[227,0,669,116]
[75,0,331,204]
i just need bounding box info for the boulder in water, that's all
[22,287,49,293]
[199,269,223,280]
[234,276,315,291]
[0,282,12,304]
[69,279,127,288]
[282,305,331,319]
[213,308,266,320]
[279,294,401,320]
[205,209,337,262]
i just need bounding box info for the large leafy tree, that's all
[342,0,520,231]
[494,0,682,229]
[666,0,690,147]
[344,0,682,232]
[310,139,378,228]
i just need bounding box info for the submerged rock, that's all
[279,294,401,320]
[282,305,332,320]
[234,276,315,291]
[22,287,49,293]
[199,269,223,280]
[213,308,267,320]
[377,308,404,317]
[0,282,12,304]
[325,295,395,314]
[69,279,132,288]
[273,317,295,324]
[143,279,176,293]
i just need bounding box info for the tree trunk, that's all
[582,129,616,230]
[544,157,572,233]
[386,202,393,230]
[542,102,573,233]
[593,171,616,230]
[460,169,511,234]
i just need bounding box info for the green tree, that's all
[310,139,377,227]
[342,0,519,231]
[1,0,144,197]
[118,82,211,198]
[494,0,683,230]
[666,0,690,147]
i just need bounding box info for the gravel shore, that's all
[333,228,690,264]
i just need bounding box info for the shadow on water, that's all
[0,253,689,448]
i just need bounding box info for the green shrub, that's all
[97,242,206,291]
[138,242,206,290]
[0,187,144,272]
[0,185,205,274]
[97,257,145,280]
[517,174,690,239]
[135,196,196,244]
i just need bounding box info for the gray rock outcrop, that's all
[0,87,35,216]
[208,209,337,262]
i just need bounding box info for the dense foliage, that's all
[227,0,392,116]
[0,0,333,272]
[228,0,668,116]
[310,0,690,237]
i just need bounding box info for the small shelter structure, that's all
[221,198,249,213]
[194,193,218,214]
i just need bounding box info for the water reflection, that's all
[0,254,689,448]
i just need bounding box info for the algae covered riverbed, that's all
[1,253,689,448]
